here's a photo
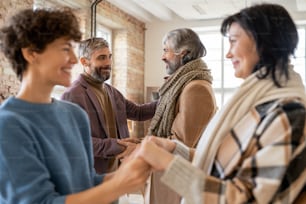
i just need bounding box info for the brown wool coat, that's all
[147,79,217,204]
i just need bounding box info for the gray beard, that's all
[92,72,105,83]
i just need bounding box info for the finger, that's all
[116,151,127,159]
[137,141,168,170]
[143,135,152,142]
[121,137,141,143]
[146,135,163,146]
[118,146,135,159]
[127,145,141,160]
[117,140,129,146]
[128,138,141,143]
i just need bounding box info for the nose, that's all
[70,50,78,64]
[225,49,232,59]
[161,53,166,61]
[105,56,112,65]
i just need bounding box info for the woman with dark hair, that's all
[0,8,150,204]
[132,3,306,203]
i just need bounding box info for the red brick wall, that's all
[0,74,20,103]
[0,0,32,104]
[97,1,147,137]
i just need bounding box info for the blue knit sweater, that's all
[0,97,103,204]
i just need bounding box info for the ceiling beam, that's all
[132,0,173,21]
[110,0,155,22]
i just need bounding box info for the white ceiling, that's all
[107,0,306,23]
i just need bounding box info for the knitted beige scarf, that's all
[148,58,212,137]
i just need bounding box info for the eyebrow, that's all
[228,33,239,38]
[97,53,112,58]
[63,42,73,47]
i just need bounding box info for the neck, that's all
[17,77,53,104]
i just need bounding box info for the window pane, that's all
[200,33,222,89]
[292,28,305,84]
[209,62,222,89]
[212,91,222,109]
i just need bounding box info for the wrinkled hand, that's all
[116,140,138,160]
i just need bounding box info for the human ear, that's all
[80,57,89,66]
[181,50,191,64]
[21,48,36,64]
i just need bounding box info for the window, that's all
[96,24,112,48]
[195,26,306,108]
[291,27,306,83]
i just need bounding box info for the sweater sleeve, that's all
[126,99,157,121]
[0,114,66,204]
[94,174,104,185]
[161,156,205,204]
[172,139,191,161]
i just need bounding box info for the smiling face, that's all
[226,22,260,79]
[82,47,112,83]
[30,37,78,88]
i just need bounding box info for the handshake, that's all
[108,136,176,195]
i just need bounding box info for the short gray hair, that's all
[162,28,206,64]
[78,37,109,59]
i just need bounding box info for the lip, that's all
[100,68,111,73]
[232,60,239,68]
[62,68,72,74]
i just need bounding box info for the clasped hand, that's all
[121,136,176,171]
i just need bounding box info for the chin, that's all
[59,81,71,87]
[234,72,241,79]
[102,75,110,81]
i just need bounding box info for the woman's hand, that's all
[134,138,175,171]
[144,136,176,153]
[112,157,151,194]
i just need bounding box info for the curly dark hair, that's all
[221,4,298,87]
[0,8,82,80]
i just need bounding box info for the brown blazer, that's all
[148,79,217,204]
[61,75,157,174]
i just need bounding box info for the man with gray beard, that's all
[61,37,157,175]
[144,28,217,204]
